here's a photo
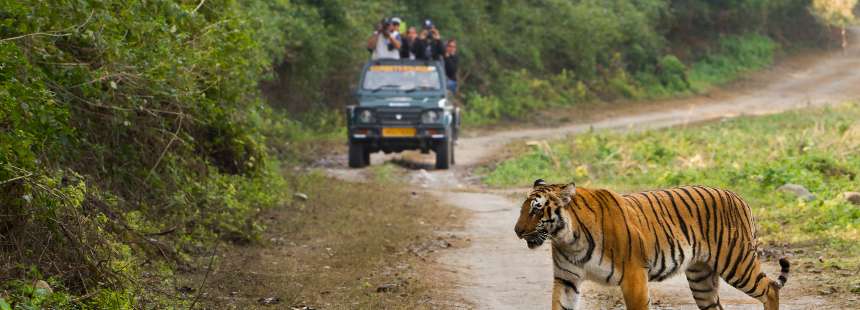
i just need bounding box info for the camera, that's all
[422,19,434,31]
[379,17,392,34]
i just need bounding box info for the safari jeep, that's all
[346,59,459,169]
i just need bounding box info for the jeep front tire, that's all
[435,138,453,169]
[348,141,367,168]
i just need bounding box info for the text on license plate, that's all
[382,127,416,137]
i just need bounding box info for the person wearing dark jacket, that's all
[443,39,458,93]
[414,20,444,61]
[400,27,419,59]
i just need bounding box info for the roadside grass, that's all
[686,34,778,93]
[479,103,860,294]
[188,172,466,309]
[368,163,402,183]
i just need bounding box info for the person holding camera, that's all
[366,17,402,60]
[413,19,444,61]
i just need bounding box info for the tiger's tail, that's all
[775,257,790,288]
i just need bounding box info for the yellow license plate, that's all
[382,127,416,137]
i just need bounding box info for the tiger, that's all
[514,179,790,310]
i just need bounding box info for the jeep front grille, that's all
[377,109,421,125]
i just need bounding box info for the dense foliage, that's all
[0,0,844,307]
[1,0,298,306]
[264,0,831,124]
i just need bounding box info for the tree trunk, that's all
[842,26,847,53]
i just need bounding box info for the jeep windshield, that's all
[362,65,442,92]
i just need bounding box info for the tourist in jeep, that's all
[367,17,401,60]
[400,26,419,59]
[414,19,444,61]
[444,38,459,93]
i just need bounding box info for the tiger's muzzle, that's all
[519,229,548,249]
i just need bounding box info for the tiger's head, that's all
[514,179,576,249]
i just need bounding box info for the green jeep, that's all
[345,59,459,169]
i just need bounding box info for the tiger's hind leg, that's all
[721,255,789,310]
[686,262,723,310]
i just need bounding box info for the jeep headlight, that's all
[357,109,374,123]
[421,110,440,123]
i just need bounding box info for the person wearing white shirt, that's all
[366,17,401,60]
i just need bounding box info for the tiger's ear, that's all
[559,182,576,204]
[533,178,547,188]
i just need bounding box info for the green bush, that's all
[657,55,689,92]
[1,0,295,306]
[689,34,778,91]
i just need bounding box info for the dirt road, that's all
[326,29,860,309]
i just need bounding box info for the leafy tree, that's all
[810,0,858,50]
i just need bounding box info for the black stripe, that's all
[726,249,753,286]
[602,192,635,277]
[552,251,583,279]
[679,187,707,254]
[628,197,659,267]
[650,192,684,280]
[555,277,580,294]
[568,207,595,264]
[606,192,635,267]
[716,191,737,274]
[663,190,691,243]
[551,207,565,235]
[574,194,594,214]
[751,284,768,298]
[641,193,671,279]
[690,287,714,293]
[719,229,738,278]
[586,191,609,264]
[675,187,701,259]
[744,273,767,295]
[687,269,714,282]
[689,187,714,260]
[733,255,759,290]
[696,186,722,268]
[728,191,753,237]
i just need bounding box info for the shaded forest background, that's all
[0,0,846,307]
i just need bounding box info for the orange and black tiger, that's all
[514,179,790,310]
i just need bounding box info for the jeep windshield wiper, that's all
[404,86,438,93]
[370,84,402,93]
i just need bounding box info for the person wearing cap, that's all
[413,19,444,61]
[366,17,401,60]
[390,17,403,38]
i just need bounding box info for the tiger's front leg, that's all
[620,266,650,310]
[552,276,581,310]
[551,247,583,309]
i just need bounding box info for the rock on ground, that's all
[843,192,860,205]
[778,184,816,201]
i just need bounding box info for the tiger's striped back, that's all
[620,186,787,308]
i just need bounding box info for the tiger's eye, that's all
[530,200,543,215]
